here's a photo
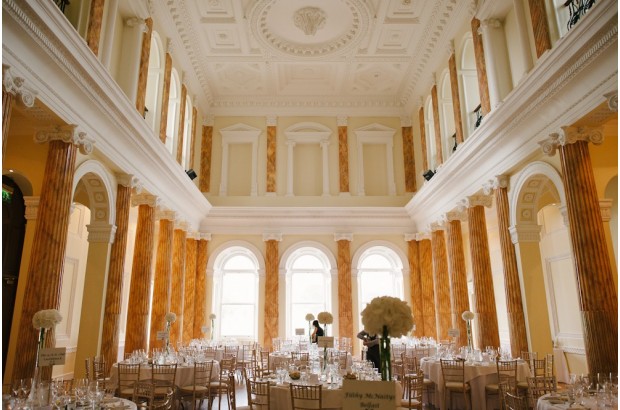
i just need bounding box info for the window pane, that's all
[223,254,255,270]
[359,270,395,307]
[222,273,255,303]
[291,303,324,337]
[360,253,391,269]
[221,305,254,337]
[292,254,323,269]
[291,272,325,303]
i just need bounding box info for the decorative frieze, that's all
[34,125,94,155]
[24,196,40,220]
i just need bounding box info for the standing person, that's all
[311,320,324,343]
[357,330,381,371]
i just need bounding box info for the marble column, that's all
[266,116,277,194]
[405,236,423,337]
[189,107,197,170]
[135,18,153,116]
[336,234,353,340]
[448,51,465,145]
[182,235,197,343]
[149,211,175,350]
[487,176,528,358]
[264,234,281,350]
[86,0,105,56]
[199,119,213,193]
[419,234,437,339]
[338,116,350,194]
[528,0,552,58]
[193,234,210,338]
[470,18,491,116]
[418,106,428,172]
[125,193,158,355]
[431,225,451,341]
[176,84,188,164]
[401,117,416,192]
[445,211,470,348]
[101,175,134,375]
[12,126,93,380]
[463,194,500,349]
[169,224,187,345]
[159,51,172,144]
[3,66,35,161]
[540,126,618,375]
[431,84,443,166]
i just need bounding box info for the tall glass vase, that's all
[211,319,215,341]
[31,328,46,402]
[379,325,392,381]
[308,321,312,344]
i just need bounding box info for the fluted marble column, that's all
[445,211,470,348]
[336,234,353,340]
[193,234,210,338]
[200,119,213,193]
[149,212,174,350]
[464,194,500,349]
[487,176,528,358]
[448,51,465,145]
[406,235,424,337]
[402,117,416,192]
[338,116,350,194]
[419,235,437,339]
[125,193,157,354]
[540,126,618,375]
[13,126,93,380]
[418,107,428,172]
[528,0,552,58]
[471,18,491,116]
[169,224,187,345]
[86,0,105,56]
[266,116,277,194]
[182,235,197,343]
[176,85,188,164]
[431,226,451,341]
[159,51,172,144]
[264,234,281,350]
[135,18,153,116]
[431,84,443,166]
[101,176,134,375]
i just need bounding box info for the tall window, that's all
[165,69,180,155]
[145,33,164,133]
[285,247,332,338]
[212,247,259,340]
[357,246,404,327]
[181,96,192,167]
[425,97,437,170]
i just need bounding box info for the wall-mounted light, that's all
[423,169,435,181]
[185,169,197,180]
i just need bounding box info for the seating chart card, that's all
[343,380,397,410]
[39,348,66,366]
[295,328,305,335]
[448,328,460,337]
[201,326,210,334]
[156,331,169,340]
[317,336,334,348]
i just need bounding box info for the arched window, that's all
[356,246,404,327]
[285,246,333,338]
[458,35,481,138]
[145,32,164,133]
[425,96,437,171]
[546,0,571,44]
[181,96,192,168]
[165,69,181,155]
[212,246,259,340]
[439,69,456,159]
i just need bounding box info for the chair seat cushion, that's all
[517,381,529,389]
[485,383,499,392]
[399,398,421,406]
[179,385,209,394]
[445,381,470,391]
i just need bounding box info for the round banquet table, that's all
[269,352,353,372]
[108,361,221,390]
[420,358,530,410]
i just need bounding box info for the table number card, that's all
[39,348,66,366]
[343,380,397,410]
[295,328,305,335]
[317,336,334,348]
[201,326,210,334]
[156,330,170,340]
[448,328,460,337]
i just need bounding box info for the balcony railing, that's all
[564,0,596,30]
[53,0,70,13]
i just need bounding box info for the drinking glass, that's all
[88,380,103,409]
[74,378,89,406]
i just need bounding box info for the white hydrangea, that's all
[32,309,62,330]
[360,296,414,338]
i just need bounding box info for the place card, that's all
[317,336,334,348]
[156,331,169,340]
[38,347,66,366]
[295,328,305,335]
[343,380,397,410]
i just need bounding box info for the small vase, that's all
[379,325,392,381]
[323,347,328,371]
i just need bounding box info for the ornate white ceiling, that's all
[150,0,474,117]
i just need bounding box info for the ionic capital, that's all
[604,91,618,112]
[203,115,214,127]
[266,116,277,127]
[479,18,502,31]
[87,223,116,243]
[400,116,412,127]
[539,126,604,156]
[186,232,199,240]
[131,193,159,208]
[2,65,36,107]
[443,210,467,223]
[156,209,176,221]
[34,125,94,155]
[458,194,493,210]
[415,232,431,241]
[404,233,416,242]
[482,174,509,194]
[334,233,353,242]
[174,220,189,231]
[599,199,613,222]
[509,224,542,244]
[24,196,40,220]
[116,173,139,189]
[198,232,212,241]
[429,221,446,232]
[125,17,148,33]
[263,232,282,242]
[337,116,348,127]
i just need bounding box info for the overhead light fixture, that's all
[185,169,197,180]
[423,169,435,181]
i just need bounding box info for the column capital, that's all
[416,232,431,241]
[24,196,40,220]
[459,194,493,210]
[125,17,148,33]
[443,210,467,223]
[446,41,455,57]
[155,209,176,221]
[87,223,117,243]
[480,18,502,31]
[400,116,412,127]
[186,232,198,240]
[482,174,509,194]
[337,116,348,126]
[509,224,542,243]
[540,126,604,156]
[263,233,282,242]
[131,193,159,208]
[174,220,189,231]
[34,125,94,155]
[266,116,277,126]
[404,233,416,242]
[430,221,446,232]
[166,39,174,54]
[334,233,353,242]
[198,232,212,241]
[599,199,613,222]
[116,173,139,188]
[202,115,214,126]
[604,91,618,112]
[2,65,36,107]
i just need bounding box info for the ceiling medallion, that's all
[249,0,371,58]
[293,7,327,36]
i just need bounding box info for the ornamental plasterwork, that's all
[293,7,327,36]
[131,193,159,208]
[539,126,604,156]
[482,175,509,194]
[34,125,94,155]
[86,223,117,243]
[2,65,36,107]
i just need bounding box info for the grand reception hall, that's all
[2,0,618,409]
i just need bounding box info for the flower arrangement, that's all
[317,311,333,338]
[361,296,414,381]
[209,313,216,320]
[32,309,62,386]
[164,312,176,354]
[462,311,475,351]
[305,313,315,344]
[305,313,314,321]
[165,312,177,324]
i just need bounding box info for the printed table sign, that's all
[295,328,305,335]
[156,331,169,340]
[39,348,66,366]
[201,326,210,334]
[317,336,334,348]
[448,328,460,337]
[343,380,397,410]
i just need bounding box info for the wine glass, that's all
[88,380,103,409]
[19,378,31,402]
[73,378,89,407]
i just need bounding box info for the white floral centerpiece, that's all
[305,313,315,344]
[461,310,475,352]
[209,313,216,341]
[164,312,176,353]
[361,296,414,381]
[317,311,333,335]
[32,309,62,385]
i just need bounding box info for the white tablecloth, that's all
[108,361,221,390]
[420,358,530,410]
[536,392,618,409]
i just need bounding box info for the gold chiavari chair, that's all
[440,359,471,410]
[118,363,141,400]
[246,377,270,410]
[290,383,322,410]
[177,361,214,410]
[526,375,557,408]
[485,359,518,409]
[209,357,236,410]
[399,373,424,409]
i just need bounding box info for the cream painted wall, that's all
[504,7,528,87]
[109,12,125,90]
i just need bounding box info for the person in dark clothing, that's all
[311,320,324,343]
[357,330,381,371]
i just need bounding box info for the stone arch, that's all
[72,159,116,226]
